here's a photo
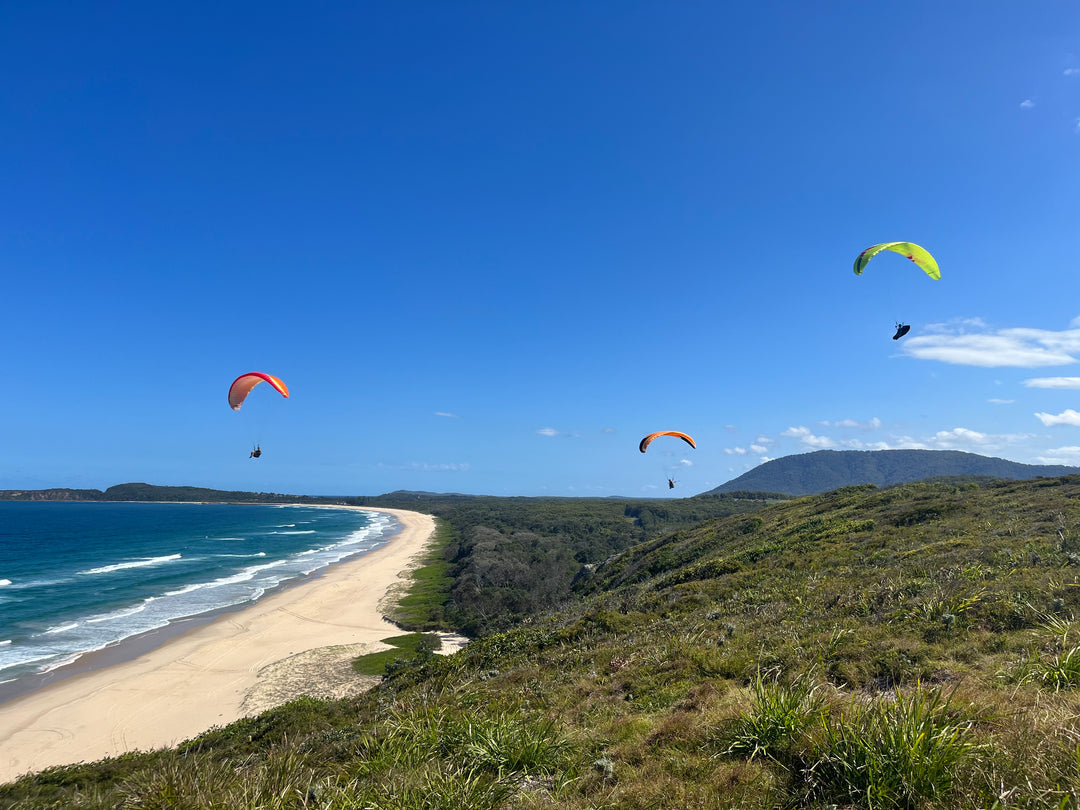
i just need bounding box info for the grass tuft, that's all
[807,685,979,808]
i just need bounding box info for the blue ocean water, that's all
[0,502,397,686]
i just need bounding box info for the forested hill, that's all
[709,448,1079,496]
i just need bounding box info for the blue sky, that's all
[3,1,1080,497]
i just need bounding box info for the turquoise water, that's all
[0,502,397,686]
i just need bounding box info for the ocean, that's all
[0,502,397,694]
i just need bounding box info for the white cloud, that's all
[602,427,617,433]
[817,428,1033,454]
[988,398,1014,404]
[750,443,769,454]
[1020,98,1035,108]
[924,427,1035,452]
[924,317,988,332]
[781,426,836,448]
[434,411,459,418]
[680,459,693,466]
[403,461,469,471]
[1026,377,1080,389]
[1066,68,1080,76]
[904,320,1080,367]
[725,447,748,455]
[1035,409,1080,427]
[755,435,774,445]
[932,427,988,446]
[838,439,894,451]
[821,417,882,429]
[1037,447,1080,464]
[536,427,559,437]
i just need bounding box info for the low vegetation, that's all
[350,633,441,677]
[11,477,1080,807]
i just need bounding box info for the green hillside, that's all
[7,478,1080,807]
[710,448,1080,496]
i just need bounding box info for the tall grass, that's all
[723,668,823,766]
[806,685,979,809]
[1013,613,1080,691]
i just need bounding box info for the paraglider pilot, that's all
[892,322,911,340]
[250,445,262,459]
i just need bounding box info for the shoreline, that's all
[0,505,440,784]
[0,503,399,707]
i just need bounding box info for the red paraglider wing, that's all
[639,431,696,453]
[228,372,290,411]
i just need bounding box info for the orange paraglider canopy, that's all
[228,372,289,411]
[639,431,696,453]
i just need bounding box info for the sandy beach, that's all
[0,506,440,784]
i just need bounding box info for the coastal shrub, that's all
[386,519,457,631]
[351,632,440,676]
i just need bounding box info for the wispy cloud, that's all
[788,426,1034,455]
[988,398,1014,404]
[930,427,989,447]
[820,417,882,429]
[536,427,560,437]
[1035,409,1080,427]
[1037,447,1080,464]
[1066,68,1080,76]
[903,319,1080,368]
[679,459,693,466]
[928,427,1034,452]
[1020,98,1035,108]
[434,411,459,418]
[1026,377,1080,389]
[384,461,470,472]
[781,426,836,448]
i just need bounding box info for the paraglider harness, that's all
[250,445,262,459]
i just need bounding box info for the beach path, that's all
[0,507,436,783]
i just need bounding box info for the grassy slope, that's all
[8,478,1080,807]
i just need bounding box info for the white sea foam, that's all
[0,507,400,683]
[7,576,72,590]
[0,640,11,646]
[39,653,84,673]
[273,530,316,535]
[43,622,79,635]
[0,579,11,587]
[79,554,182,575]
[86,603,148,623]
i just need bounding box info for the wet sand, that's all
[0,506,442,783]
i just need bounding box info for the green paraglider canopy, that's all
[853,242,940,280]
